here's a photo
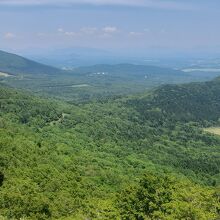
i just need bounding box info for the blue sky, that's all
[0,0,220,56]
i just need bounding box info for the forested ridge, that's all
[0,50,61,76]
[128,77,220,124]
[0,77,220,219]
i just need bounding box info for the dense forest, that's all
[0,75,220,219]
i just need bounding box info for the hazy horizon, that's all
[0,0,220,59]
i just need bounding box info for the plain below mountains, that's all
[0,49,219,102]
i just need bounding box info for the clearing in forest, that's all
[0,72,11,77]
[204,127,220,136]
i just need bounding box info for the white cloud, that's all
[56,28,78,36]
[102,26,118,34]
[39,26,148,39]
[0,0,195,10]
[4,32,16,39]
[55,26,119,39]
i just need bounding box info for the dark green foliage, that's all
[127,78,220,125]
[153,80,220,123]
[0,171,4,187]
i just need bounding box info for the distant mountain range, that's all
[74,63,183,77]
[0,49,189,81]
[20,47,125,68]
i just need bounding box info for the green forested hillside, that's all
[128,77,220,124]
[0,77,220,219]
[0,50,61,76]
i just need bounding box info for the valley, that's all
[1,51,219,104]
[0,66,220,219]
[1,1,220,219]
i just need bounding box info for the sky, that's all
[0,0,220,56]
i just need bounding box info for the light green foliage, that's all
[117,172,220,220]
[0,77,220,219]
